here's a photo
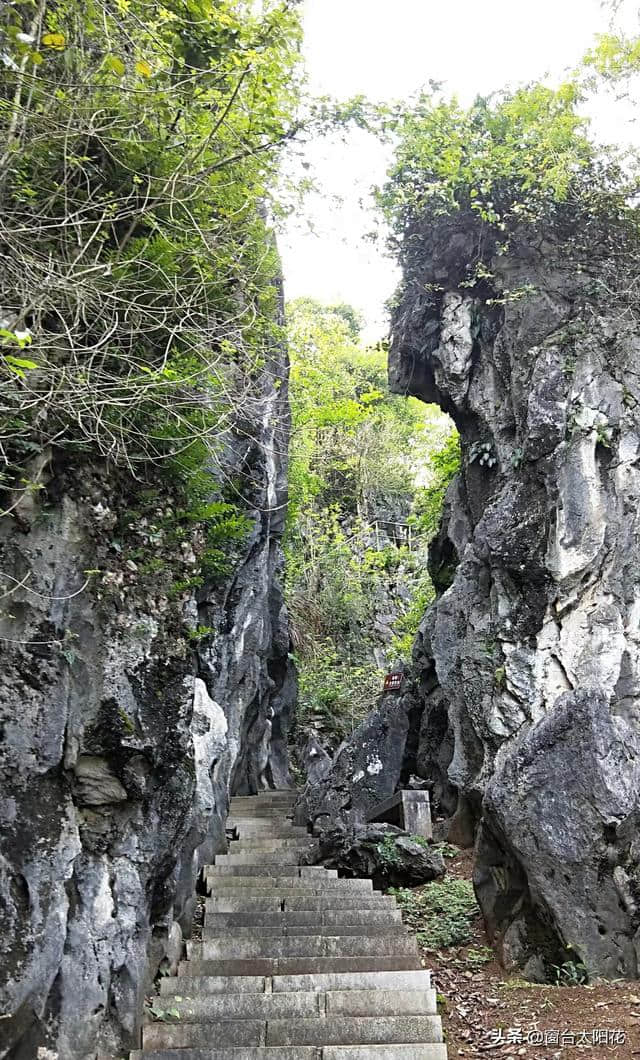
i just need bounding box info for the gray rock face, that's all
[475,689,640,979]
[297,682,413,834]
[300,736,333,787]
[0,348,294,1053]
[386,213,640,978]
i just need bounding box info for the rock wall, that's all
[297,679,414,833]
[387,212,640,979]
[0,330,294,1056]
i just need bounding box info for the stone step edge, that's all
[141,1013,444,1048]
[178,956,424,976]
[160,969,433,995]
[132,1046,448,1059]
[146,987,437,1016]
[200,926,408,939]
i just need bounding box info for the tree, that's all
[0,0,303,499]
[285,297,456,746]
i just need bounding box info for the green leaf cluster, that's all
[378,84,595,241]
[0,0,302,503]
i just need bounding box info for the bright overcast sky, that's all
[280,0,639,340]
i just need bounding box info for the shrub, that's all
[390,878,481,950]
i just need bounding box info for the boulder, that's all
[296,679,413,833]
[304,822,445,888]
[475,688,640,980]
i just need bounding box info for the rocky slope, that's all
[0,326,294,1058]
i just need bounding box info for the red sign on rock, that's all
[383,672,404,692]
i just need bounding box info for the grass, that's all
[389,877,481,950]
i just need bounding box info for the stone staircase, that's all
[132,790,447,1059]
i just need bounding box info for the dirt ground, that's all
[421,851,640,1060]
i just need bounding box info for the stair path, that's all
[132,789,447,1059]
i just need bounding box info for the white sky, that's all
[280,0,639,340]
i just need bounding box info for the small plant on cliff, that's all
[376,834,402,868]
[146,1001,181,1022]
[552,945,589,985]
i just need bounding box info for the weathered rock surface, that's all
[0,342,294,1054]
[296,681,414,834]
[475,688,640,979]
[386,211,640,978]
[303,822,445,888]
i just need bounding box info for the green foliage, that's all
[378,84,595,242]
[186,625,215,642]
[376,834,402,868]
[465,945,494,968]
[146,1002,181,1022]
[389,575,434,660]
[390,878,480,950]
[432,842,459,859]
[377,79,640,315]
[411,432,461,538]
[552,957,589,986]
[494,665,506,689]
[286,299,456,745]
[0,0,302,505]
[0,0,307,604]
[582,32,640,82]
[295,642,381,743]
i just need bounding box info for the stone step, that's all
[207,866,337,878]
[228,797,298,805]
[230,838,315,850]
[205,896,394,913]
[188,936,418,961]
[201,922,407,938]
[219,846,318,860]
[202,910,402,929]
[229,826,309,837]
[160,969,432,997]
[214,851,316,866]
[204,878,373,893]
[179,956,423,977]
[268,1016,443,1047]
[230,796,297,804]
[133,1046,448,1059]
[142,1015,442,1050]
[147,989,436,1022]
[205,887,375,900]
[273,971,433,993]
[160,974,267,995]
[231,814,304,822]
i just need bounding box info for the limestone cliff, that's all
[388,210,640,979]
[0,331,294,1057]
